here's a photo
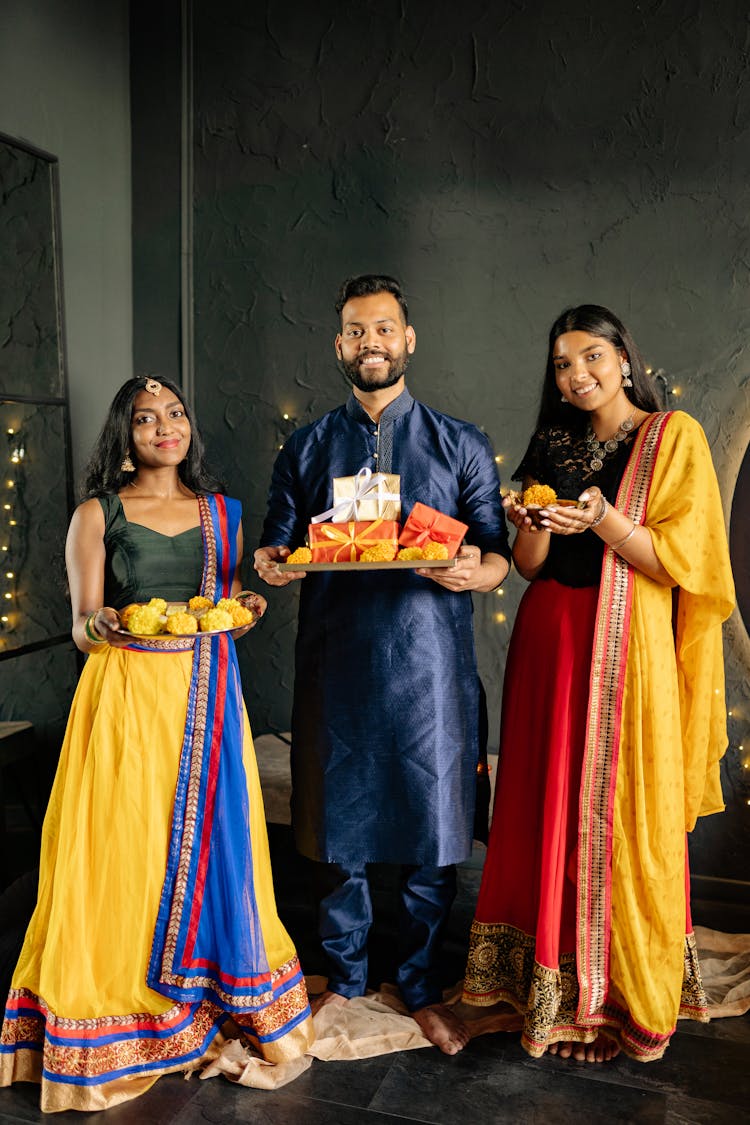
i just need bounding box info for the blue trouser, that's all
[312,861,457,1011]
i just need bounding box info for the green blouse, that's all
[99,494,204,609]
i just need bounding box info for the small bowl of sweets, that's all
[506,484,583,528]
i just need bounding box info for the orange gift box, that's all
[398,503,468,559]
[308,519,401,563]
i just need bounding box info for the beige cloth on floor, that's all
[195,929,750,1090]
[195,976,522,1090]
[693,926,750,1018]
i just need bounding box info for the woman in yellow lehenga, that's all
[0,376,313,1112]
[463,306,734,1062]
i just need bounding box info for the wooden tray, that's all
[277,557,459,573]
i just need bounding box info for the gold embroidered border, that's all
[576,413,671,1020]
[3,989,186,1034]
[159,635,214,983]
[2,965,310,1082]
[125,635,197,652]
[679,932,709,1021]
[2,995,223,1080]
[465,920,687,1062]
[197,494,218,599]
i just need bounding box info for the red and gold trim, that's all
[465,918,698,1062]
[576,413,672,1020]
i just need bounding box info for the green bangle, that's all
[84,612,107,645]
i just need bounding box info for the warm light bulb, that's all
[671,387,682,397]
[4,571,13,578]
[728,710,733,717]
[2,504,10,511]
[282,413,290,420]
[3,592,12,600]
[8,520,16,526]
[495,588,504,596]
[494,612,507,624]
[494,454,505,464]
[5,480,12,488]
[6,429,14,435]
[10,455,19,464]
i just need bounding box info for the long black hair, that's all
[535,305,662,432]
[82,376,225,498]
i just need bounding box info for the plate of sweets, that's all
[507,484,584,528]
[280,541,459,572]
[278,502,468,571]
[119,596,256,638]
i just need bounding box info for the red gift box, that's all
[308,519,401,563]
[398,503,468,559]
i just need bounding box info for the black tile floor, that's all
[0,823,748,1124]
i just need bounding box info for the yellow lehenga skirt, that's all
[0,645,313,1112]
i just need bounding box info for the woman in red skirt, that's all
[462,305,734,1063]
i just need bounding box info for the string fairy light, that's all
[1,422,25,637]
[275,409,298,453]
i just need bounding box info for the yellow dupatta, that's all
[583,411,734,1058]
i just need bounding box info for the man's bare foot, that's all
[548,1035,620,1062]
[412,1003,470,1055]
[310,990,350,1016]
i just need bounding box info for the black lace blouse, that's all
[515,423,642,588]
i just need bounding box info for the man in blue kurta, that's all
[255,275,510,1053]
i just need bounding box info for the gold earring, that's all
[121,451,135,472]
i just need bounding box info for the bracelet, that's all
[611,523,638,552]
[590,497,609,527]
[84,612,107,646]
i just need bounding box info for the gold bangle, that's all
[590,497,609,527]
[84,612,107,645]
[611,524,638,552]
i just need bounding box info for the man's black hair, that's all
[335,275,408,323]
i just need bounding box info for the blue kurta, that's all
[260,388,509,866]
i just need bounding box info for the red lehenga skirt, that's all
[464,578,600,1046]
[463,575,703,1058]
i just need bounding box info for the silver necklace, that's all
[586,410,636,472]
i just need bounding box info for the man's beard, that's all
[341,350,409,392]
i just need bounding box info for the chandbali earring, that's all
[621,361,633,388]
[560,394,569,403]
[121,450,136,473]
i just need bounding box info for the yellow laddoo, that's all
[119,603,140,627]
[359,542,397,562]
[198,607,234,632]
[125,605,164,635]
[164,612,198,635]
[216,598,255,627]
[422,541,449,560]
[188,595,214,611]
[286,547,312,564]
[522,483,557,507]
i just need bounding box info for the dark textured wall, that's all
[172,0,750,879]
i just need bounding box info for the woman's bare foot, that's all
[310,990,350,1016]
[412,1003,470,1055]
[548,1035,620,1062]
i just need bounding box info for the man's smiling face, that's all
[335,291,416,392]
